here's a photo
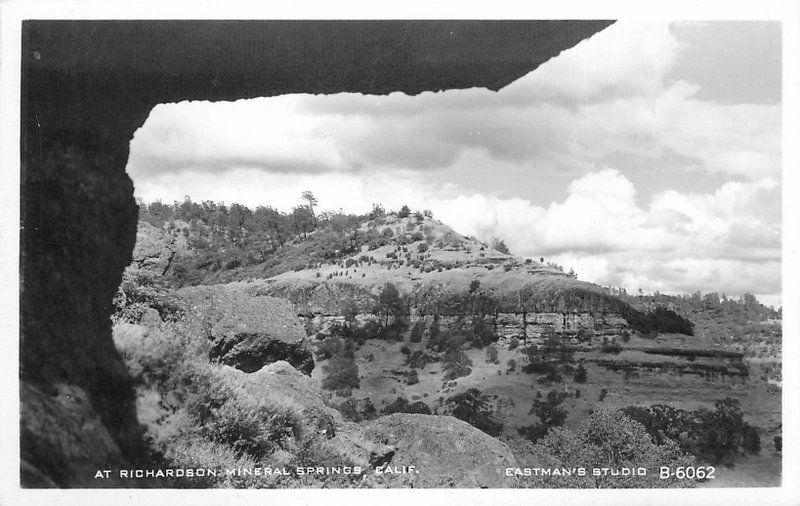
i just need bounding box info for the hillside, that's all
[114,199,782,488]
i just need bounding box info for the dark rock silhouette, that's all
[19,20,613,487]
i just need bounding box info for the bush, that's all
[485,345,499,364]
[321,354,360,392]
[600,336,623,353]
[445,388,503,436]
[573,363,588,383]
[507,359,517,372]
[398,205,411,218]
[774,435,782,452]
[417,242,428,253]
[405,350,427,369]
[622,305,695,336]
[621,398,763,463]
[526,411,696,488]
[443,348,473,380]
[382,397,431,415]
[509,337,519,350]
[113,266,184,323]
[409,319,425,343]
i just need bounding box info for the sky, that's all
[127,21,782,308]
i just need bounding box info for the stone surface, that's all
[20,382,140,487]
[179,286,315,375]
[221,362,395,469]
[130,222,178,275]
[361,413,520,488]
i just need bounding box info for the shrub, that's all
[113,266,184,323]
[405,350,427,369]
[509,337,519,350]
[622,305,695,336]
[321,354,359,392]
[470,316,497,347]
[485,345,499,364]
[468,279,481,293]
[621,329,631,342]
[600,336,623,353]
[774,435,782,452]
[315,335,348,361]
[398,205,411,218]
[490,237,510,254]
[443,348,473,380]
[526,411,696,488]
[409,319,425,343]
[621,398,762,463]
[405,369,419,385]
[381,227,394,238]
[417,242,428,253]
[445,388,503,436]
[382,397,431,415]
[574,364,588,383]
[507,359,517,372]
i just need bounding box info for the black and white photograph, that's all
[1,2,799,504]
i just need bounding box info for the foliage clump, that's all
[444,388,503,436]
[523,410,696,488]
[621,398,762,463]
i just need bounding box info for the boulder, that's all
[221,362,394,469]
[179,286,315,375]
[361,413,520,487]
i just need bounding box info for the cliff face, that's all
[257,275,633,341]
[19,20,613,486]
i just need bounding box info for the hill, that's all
[116,198,782,488]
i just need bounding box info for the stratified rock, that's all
[179,286,315,375]
[361,413,519,488]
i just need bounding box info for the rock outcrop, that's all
[222,362,394,469]
[361,413,520,488]
[179,286,315,375]
[129,222,180,275]
[19,20,613,486]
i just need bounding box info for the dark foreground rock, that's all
[20,382,141,488]
[20,20,611,486]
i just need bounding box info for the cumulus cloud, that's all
[128,21,779,183]
[127,20,781,304]
[432,170,781,304]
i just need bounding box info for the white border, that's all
[1,1,799,505]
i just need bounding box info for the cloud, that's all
[127,21,782,304]
[430,170,780,302]
[128,21,780,184]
